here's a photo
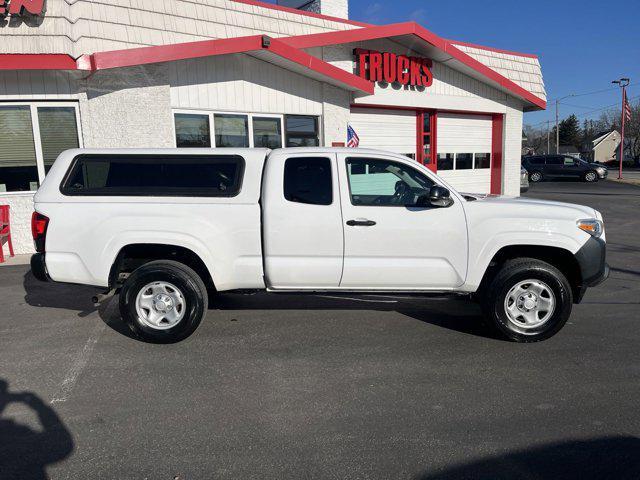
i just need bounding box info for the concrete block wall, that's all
[0,194,35,255]
[79,66,175,149]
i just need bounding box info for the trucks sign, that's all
[0,0,45,16]
[355,49,434,87]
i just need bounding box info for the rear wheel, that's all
[481,258,572,342]
[529,171,543,183]
[584,170,598,182]
[119,260,208,343]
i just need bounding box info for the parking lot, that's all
[1,180,639,479]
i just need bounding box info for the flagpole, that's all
[613,78,630,180]
[621,85,628,179]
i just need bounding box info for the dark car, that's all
[522,155,608,183]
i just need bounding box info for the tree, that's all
[558,114,581,148]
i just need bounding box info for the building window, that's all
[455,153,473,170]
[253,117,282,149]
[174,111,299,149]
[214,114,249,148]
[284,157,332,205]
[175,113,211,148]
[0,103,81,193]
[437,153,454,171]
[285,115,320,147]
[37,107,80,173]
[475,153,491,169]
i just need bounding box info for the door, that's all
[337,152,468,289]
[349,108,417,158]
[262,153,344,289]
[561,156,584,178]
[436,113,493,194]
[544,156,564,177]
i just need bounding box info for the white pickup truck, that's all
[30,148,608,343]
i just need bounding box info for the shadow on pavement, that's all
[414,436,640,480]
[0,379,74,480]
[22,270,501,342]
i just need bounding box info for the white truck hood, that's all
[462,193,598,219]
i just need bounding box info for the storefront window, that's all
[253,117,282,149]
[285,115,319,147]
[437,153,454,171]
[456,153,473,170]
[215,114,249,147]
[0,106,39,193]
[38,107,80,173]
[175,114,211,148]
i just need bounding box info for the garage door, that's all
[349,108,416,158]
[437,113,493,193]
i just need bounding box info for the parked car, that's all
[30,148,608,343]
[522,155,608,183]
[520,166,529,193]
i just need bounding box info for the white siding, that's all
[437,113,492,153]
[349,108,416,155]
[169,55,323,115]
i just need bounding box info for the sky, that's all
[276,0,640,129]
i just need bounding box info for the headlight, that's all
[596,167,606,173]
[577,219,603,238]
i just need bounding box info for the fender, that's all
[464,231,585,290]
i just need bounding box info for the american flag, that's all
[347,124,360,148]
[624,90,632,122]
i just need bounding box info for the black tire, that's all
[119,260,208,343]
[480,258,573,342]
[529,171,543,183]
[583,170,598,182]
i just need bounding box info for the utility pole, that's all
[554,94,575,154]
[547,120,550,154]
[612,78,630,180]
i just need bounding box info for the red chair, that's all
[0,205,15,263]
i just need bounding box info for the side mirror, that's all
[426,185,454,208]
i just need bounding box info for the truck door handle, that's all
[346,219,376,227]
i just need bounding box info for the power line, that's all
[546,83,637,103]
[525,94,640,128]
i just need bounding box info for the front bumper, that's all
[30,253,50,282]
[574,236,609,302]
[597,169,608,179]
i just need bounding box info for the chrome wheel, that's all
[530,172,542,182]
[585,171,597,182]
[504,279,555,334]
[135,281,186,330]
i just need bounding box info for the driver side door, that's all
[337,153,468,290]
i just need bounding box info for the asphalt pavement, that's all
[0,179,639,479]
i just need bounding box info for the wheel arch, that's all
[109,243,216,292]
[478,244,582,302]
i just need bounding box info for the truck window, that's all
[283,157,332,206]
[346,157,434,206]
[61,154,244,197]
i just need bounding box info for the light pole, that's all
[555,94,575,154]
[612,78,630,180]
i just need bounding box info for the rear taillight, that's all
[31,212,49,253]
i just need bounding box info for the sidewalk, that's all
[0,254,31,267]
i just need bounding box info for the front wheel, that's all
[583,170,598,182]
[119,260,208,343]
[481,258,573,342]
